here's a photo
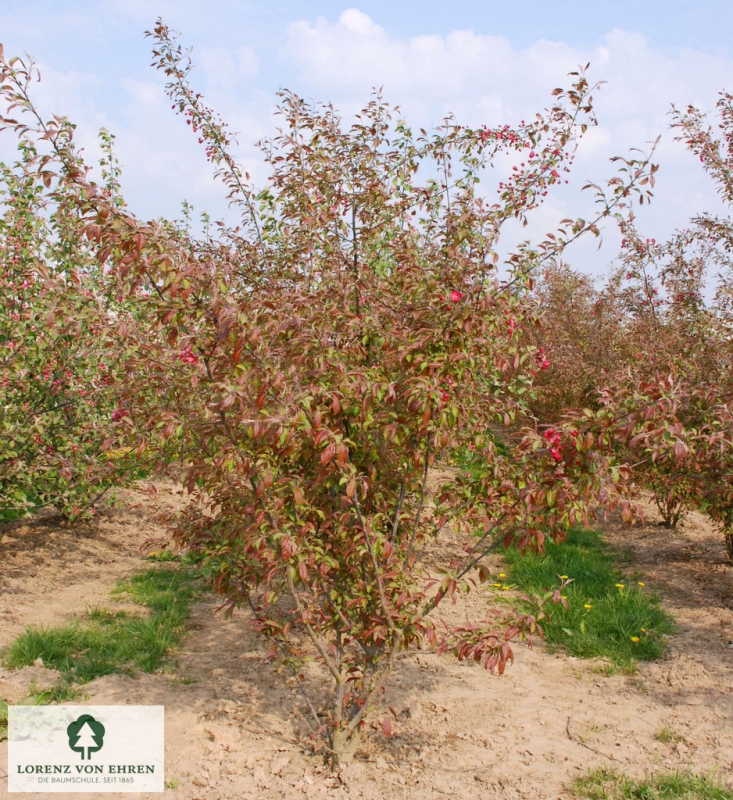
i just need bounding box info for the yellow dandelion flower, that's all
[638,582,645,586]
[561,595,567,600]
[584,604,592,609]
[499,573,506,578]
[561,575,568,580]
[615,583,624,588]
[631,636,640,643]
[501,585,510,591]
[493,583,502,588]
[641,628,646,633]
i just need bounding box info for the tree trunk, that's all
[725,531,733,564]
[654,488,683,529]
[329,725,361,769]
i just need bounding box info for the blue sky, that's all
[2,1,732,279]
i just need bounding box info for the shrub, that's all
[0,28,657,763]
[0,124,139,521]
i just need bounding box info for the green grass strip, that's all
[2,566,202,693]
[573,767,733,799]
[0,699,7,741]
[503,527,675,667]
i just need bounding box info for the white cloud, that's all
[3,5,732,280]
[283,10,733,278]
[0,61,107,165]
[284,11,732,127]
[0,55,270,230]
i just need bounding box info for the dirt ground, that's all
[1,482,732,800]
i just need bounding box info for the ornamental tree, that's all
[0,121,136,521]
[528,93,733,538]
[594,371,733,558]
[536,229,732,542]
[602,91,733,550]
[1,28,657,762]
[553,93,733,554]
[526,261,633,421]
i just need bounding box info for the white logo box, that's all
[8,705,164,793]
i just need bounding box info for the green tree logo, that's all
[67,714,105,760]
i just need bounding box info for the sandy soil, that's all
[1,483,732,800]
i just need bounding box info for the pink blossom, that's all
[449,290,463,303]
[179,346,199,365]
[112,407,128,422]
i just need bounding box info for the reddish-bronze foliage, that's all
[0,27,659,762]
[528,94,733,557]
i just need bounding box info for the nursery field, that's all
[3,18,733,800]
[1,481,732,800]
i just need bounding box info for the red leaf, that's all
[321,442,336,465]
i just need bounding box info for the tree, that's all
[594,94,733,555]
[527,102,733,547]
[526,261,630,420]
[0,119,136,521]
[0,29,656,763]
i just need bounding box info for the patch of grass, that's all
[112,567,200,615]
[2,567,202,690]
[589,661,637,677]
[146,549,180,563]
[0,699,7,742]
[655,725,685,744]
[503,527,675,667]
[169,675,198,687]
[573,767,733,799]
[146,549,207,569]
[0,507,28,523]
[27,681,82,704]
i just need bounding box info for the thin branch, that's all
[245,596,323,736]
[390,482,406,544]
[406,436,432,562]
[341,630,404,740]
[285,569,343,685]
[453,505,516,582]
[350,492,396,631]
[323,589,370,655]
